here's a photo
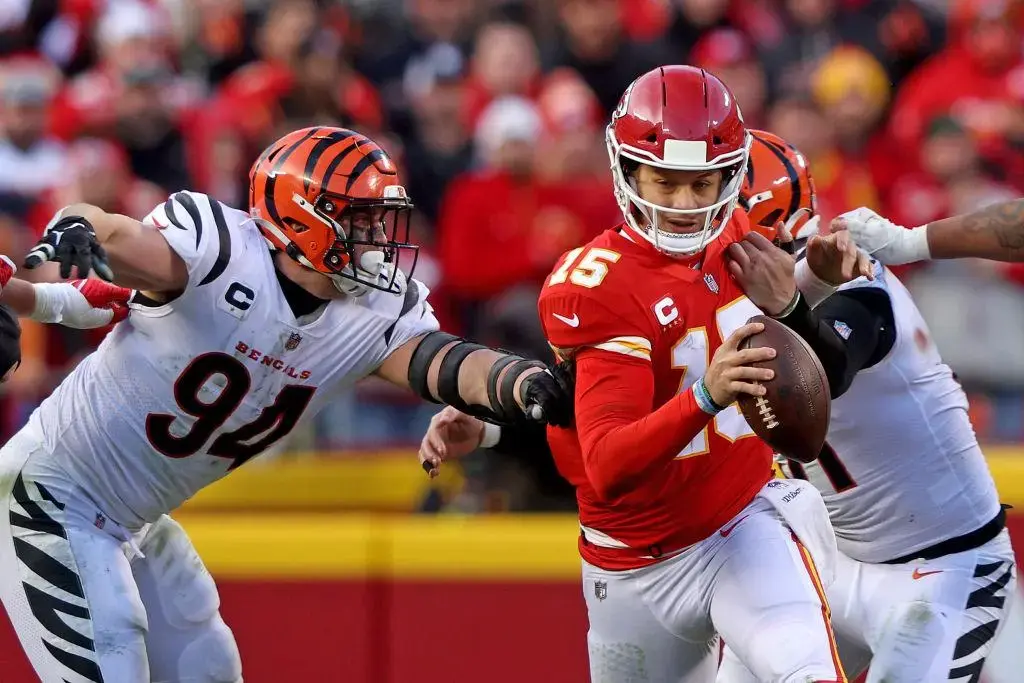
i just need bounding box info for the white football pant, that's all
[0,430,243,683]
[584,480,846,683]
[719,530,1016,683]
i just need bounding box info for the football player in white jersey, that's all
[2,126,573,683]
[420,131,1016,683]
[717,132,1015,683]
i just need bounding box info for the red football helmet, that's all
[606,65,751,255]
[741,129,820,247]
[249,126,416,296]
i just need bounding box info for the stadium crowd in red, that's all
[0,0,1022,447]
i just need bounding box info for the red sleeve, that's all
[573,349,712,502]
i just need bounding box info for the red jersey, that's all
[538,215,773,570]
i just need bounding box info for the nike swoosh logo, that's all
[912,568,944,580]
[720,515,750,538]
[553,313,580,327]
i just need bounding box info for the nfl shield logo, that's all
[832,320,852,340]
[704,273,719,294]
[285,333,302,351]
[595,580,608,601]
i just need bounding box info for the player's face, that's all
[633,165,723,234]
[339,206,388,270]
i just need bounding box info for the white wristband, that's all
[480,422,501,449]
[904,225,932,263]
[794,258,838,309]
[29,282,65,323]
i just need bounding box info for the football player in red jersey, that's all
[535,66,862,682]
[418,68,873,680]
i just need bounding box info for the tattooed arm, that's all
[833,200,1024,264]
[926,199,1024,261]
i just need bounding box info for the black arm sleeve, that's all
[774,288,896,399]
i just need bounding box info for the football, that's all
[736,315,831,463]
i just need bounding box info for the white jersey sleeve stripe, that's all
[592,336,652,360]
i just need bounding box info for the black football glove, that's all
[24,215,114,281]
[520,360,575,427]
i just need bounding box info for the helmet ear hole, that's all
[283,217,310,234]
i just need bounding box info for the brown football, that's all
[736,315,831,463]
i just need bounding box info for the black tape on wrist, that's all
[485,354,520,414]
[498,359,546,422]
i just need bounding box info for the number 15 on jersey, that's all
[671,298,761,458]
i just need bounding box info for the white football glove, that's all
[833,207,930,265]
[31,279,132,329]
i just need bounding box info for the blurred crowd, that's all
[1,0,1023,492]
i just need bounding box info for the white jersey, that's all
[22,191,438,528]
[781,261,1000,563]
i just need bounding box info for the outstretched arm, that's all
[24,203,188,292]
[926,199,1024,261]
[376,333,546,421]
[834,200,1024,264]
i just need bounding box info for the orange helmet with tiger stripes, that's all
[740,129,819,247]
[249,126,416,295]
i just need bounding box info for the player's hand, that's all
[419,406,485,478]
[831,207,924,265]
[775,211,822,255]
[804,227,874,285]
[726,232,797,315]
[60,279,132,328]
[704,322,776,407]
[24,215,114,282]
[520,360,575,427]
